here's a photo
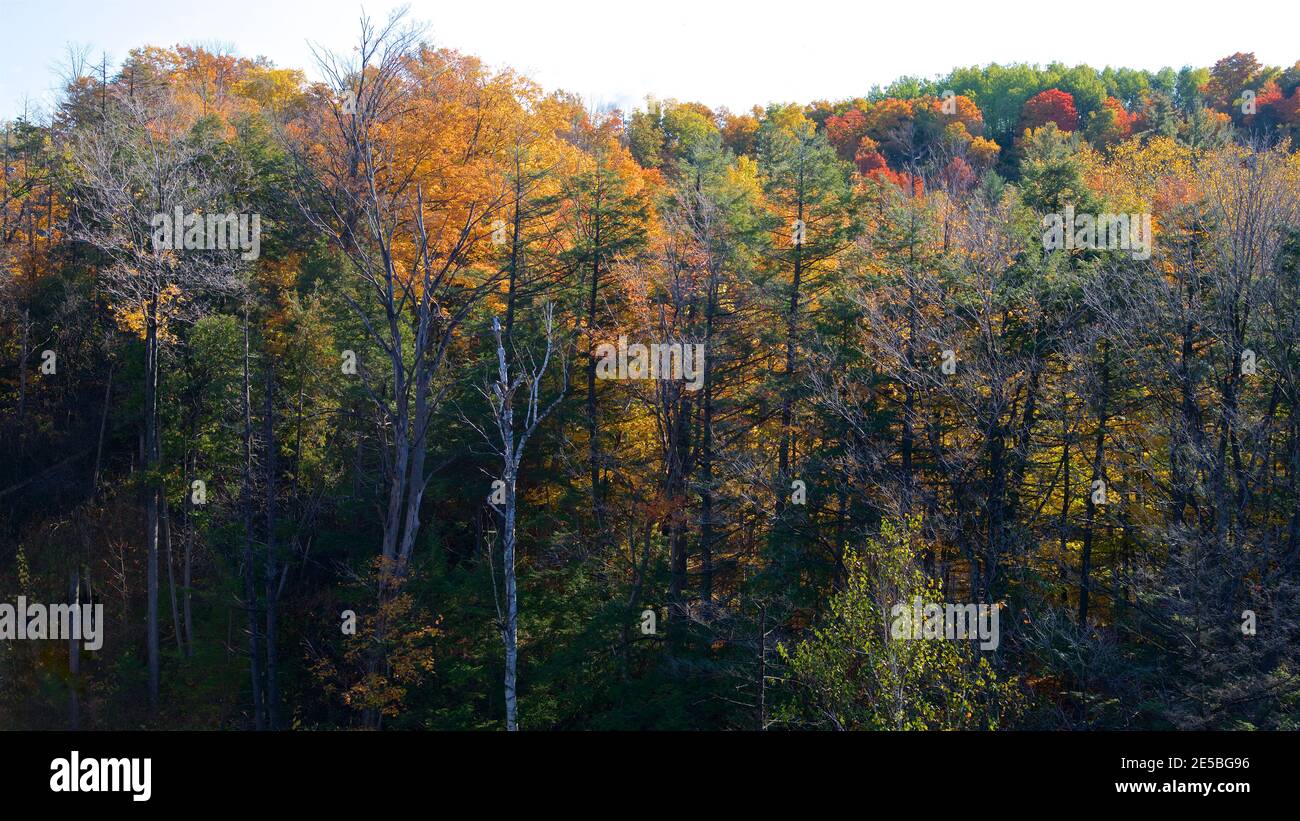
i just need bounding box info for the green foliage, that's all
[1017,124,1101,214]
[781,519,1022,730]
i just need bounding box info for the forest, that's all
[2,12,1299,731]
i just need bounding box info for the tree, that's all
[561,127,650,557]
[71,89,246,712]
[297,11,512,724]
[782,518,1019,729]
[757,107,856,532]
[1021,89,1080,133]
[471,308,565,730]
[1084,97,1136,148]
[1205,52,1261,114]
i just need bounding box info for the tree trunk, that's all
[263,366,280,730]
[89,365,113,498]
[240,302,265,730]
[144,300,160,711]
[182,465,194,659]
[698,261,719,605]
[503,466,519,731]
[1079,342,1111,625]
[586,185,604,543]
[68,569,81,730]
[162,499,182,653]
[777,199,804,513]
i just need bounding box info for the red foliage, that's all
[1255,81,1283,109]
[937,157,976,192]
[1249,80,1286,126]
[854,143,888,176]
[1270,88,1300,125]
[854,142,922,195]
[1102,97,1135,139]
[877,168,924,197]
[1021,89,1079,132]
[826,109,868,162]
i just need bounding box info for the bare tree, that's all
[470,305,566,730]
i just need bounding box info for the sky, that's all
[1,0,1297,120]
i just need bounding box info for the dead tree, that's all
[470,305,566,730]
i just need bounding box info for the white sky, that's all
[1,0,1297,120]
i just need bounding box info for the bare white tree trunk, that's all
[473,306,566,731]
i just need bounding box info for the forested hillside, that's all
[3,15,1299,730]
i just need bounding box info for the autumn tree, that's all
[295,11,514,723]
[1020,89,1080,134]
[70,88,247,711]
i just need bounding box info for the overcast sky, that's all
[1,0,1296,120]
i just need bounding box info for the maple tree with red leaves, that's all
[1020,88,1079,132]
[826,108,869,163]
[854,140,887,176]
